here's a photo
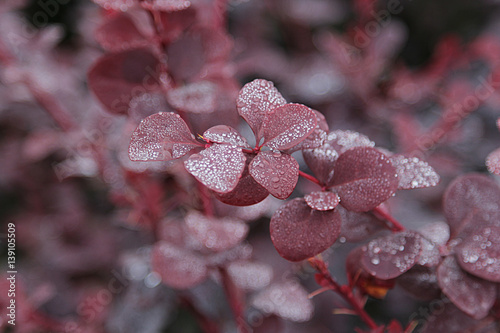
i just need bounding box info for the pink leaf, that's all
[140,0,190,12]
[270,198,341,261]
[94,13,147,52]
[422,301,493,333]
[455,225,500,282]
[332,147,398,212]
[151,241,207,289]
[184,212,248,252]
[304,191,340,211]
[486,147,500,175]
[390,155,440,190]
[251,281,314,322]
[166,81,218,114]
[88,48,161,114]
[361,231,422,280]
[237,79,286,141]
[184,144,246,193]
[249,151,299,199]
[262,104,317,150]
[437,256,496,319]
[203,125,250,148]
[227,260,273,291]
[129,112,200,161]
[91,0,135,11]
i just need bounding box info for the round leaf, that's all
[166,81,217,114]
[486,147,500,176]
[333,147,398,212]
[140,0,190,12]
[203,125,250,148]
[397,265,441,301]
[390,155,440,190]
[304,191,340,211]
[94,13,148,52]
[421,301,490,333]
[270,198,342,261]
[227,260,273,291]
[338,206,385,242]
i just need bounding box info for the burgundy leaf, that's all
[203,125,250,148]
[158,7,197,43]
[227,260,273,291]
[418,222,450,246]
[421,301,489,333]
[151,241,208,289]
[166,81,217,114]
[486,147,500,175]
[184,144,246,193]
[397,265,441,301]
[213,155,269,206]
[262,103,317,150]
[94,13,147,52]
[249,151,299,199]
[205,243,253,267]
[270,198,341,261]
[167,30,206,81]
[284,128,327,154]
[416,236,442,267]
[443,173,500,237]
[139,0,190,12]
[437,256,496,319]
[129,112,201,161]
[361,231,422,280]
[332,147,398,212]
[184,212,248,252]
[236,79,286,141]
[390,155,440,190]
[128,93,171,122]
[338,206,386,242]
[304,191,340,211]
[88,48,161,114]
[251,281,314,322]
[313,110,329,132]
[455,225,500,282]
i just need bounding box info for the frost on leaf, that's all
[129,112,200,161]
[486,147,500,176]
[227,260,273,291]
[338,206,386,242]
[91,0,135,11]
[203,125,250,148]
[416,236,441,267]
[262,103,317,151]
[184,144,246,193]
[151,241,207,289]
[94,13,147,52]
[185,212,248,252]
[390,155,440,190]
[443,173,500,237]
[251,281,314,322]
[128,93,171,123]
[249,151,299,199]
[437,256,496,319]
[166,81,217,114]
[304,191,340,211]
[270,198,341,261]
[418,222,450,246]
[236,79,286,141]
[455,225,500,282]
[213,155,269,206]
[332,147,398,212]
[88,48,161,114]
[361,231,422,280]
[139,0,191,12]
[397,266,441,301]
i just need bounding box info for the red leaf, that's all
[455,225,500,282]
[304,191,340,211]
[184,211,248,252]
[397,265,441,301]
[139,0,190,12]
[390,155,440,190]
[128,92,171,122]
[129,112,200,161]
[486,147,500,176]
[443,173,500,237]
[437,256,496,319]
[262,103,317,151]
[167,30,206,81]
[88,48,161,114]
[361,231,422,280]
[184,144,246,193]
[270,198,341,261]
[94,13,147,52]
[332,147,398,212]
[151,241,208,289]
[338,206,386,242]
[237,79,286,141]
[166,81,218,114]
[203,125,250,148]
[249,151,299,199]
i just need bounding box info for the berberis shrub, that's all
[2,0,500,332]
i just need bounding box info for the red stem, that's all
[372,206,405,232]
[308,257,378,330]
[298,170,322,186]
[219,267,249,333]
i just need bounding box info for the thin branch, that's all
[298,170,322,186]
[372,206,405,232]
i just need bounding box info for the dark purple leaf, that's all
[249,151,299,199]
[129,112,201,161]
[338,206,386,242]
[390,155,440,190]
[203,125,250,148]
[88,48,161,114]
[227,260,273,291]
[166,81,218,114]
[236,79,286,141]
[151,241,208,289]
[251,281,314,322]
[397,265,441,301]
[332,147,398,212]
[443,173,500,237]
[486,147,500,176]
[361,231,422,280]
[455,225,500,282]
[184,144,246,193]
[184,212,248,252]
[94,13,148,52]
[304,191,340,211]
[262,103,317,150]
[139,0,190,12]
[270,198,341,261]
[437,256,496,319]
